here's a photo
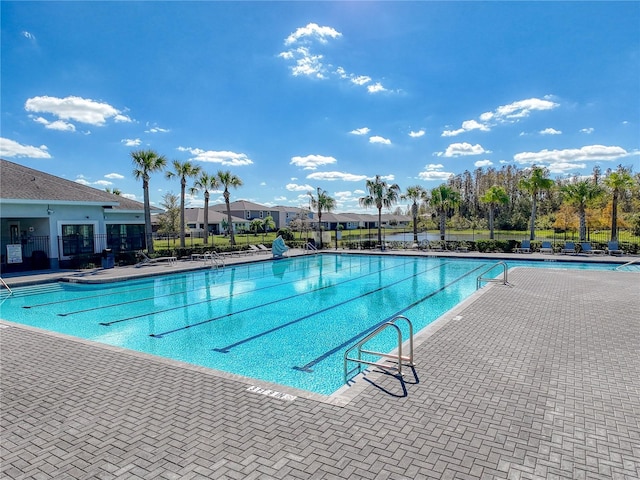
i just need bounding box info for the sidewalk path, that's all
[1,267,639,479]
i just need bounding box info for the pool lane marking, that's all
[57,256,353,317]
[211,262,449,353]
[21,257,313,309]
[291,263,487,373]
[148,259,422,338]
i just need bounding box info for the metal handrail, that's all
[344,315,414,384]
[476,261,509,289]
[0,277,13,296]
[616,258,640,271]
[306,242,318,253]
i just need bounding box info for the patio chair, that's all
[580,242,603,255]
[607,241,624,256]
[515,240,531,253]
[257,244,271,253]
[560,242,576,255]
[135,250,177,267]
[540,241,554,254]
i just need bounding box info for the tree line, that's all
[126,148,638,253]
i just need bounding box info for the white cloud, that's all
[280,23,391,94]
[350,127,370,135]
[547,162,586,174]
[286,183,314,192]
[540,128,562,135]
[122,138,141,147]
[351,75,371,86]
[24,95,132,127]
[284,23,342,45]
[290,154,337,170]
[0,137,51,158]
[437,142,488,157]
[418,164,454,181]
[93,180,113,187]
[580,127,595,134]
[105,173,124,180]
[494,97,558,120]
[145,126,170,134]
[306,171,368,182]
[514,145,629,165]
[442,119,490,137]
[367,83,387,94]
[409,130,425,138]
[178,146,254,166]
[369,135,391,145]
[474,159,493,167]
[122,193,137,201]
[442,97,559,137]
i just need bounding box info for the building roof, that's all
[210,200,269,212]
[0,159,147,211]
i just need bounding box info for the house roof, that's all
[1,159,148,211]
[210,200,269,212]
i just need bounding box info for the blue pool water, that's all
[0,254,624,395]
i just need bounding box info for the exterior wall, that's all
[1,201,144,271]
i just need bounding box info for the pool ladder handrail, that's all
[0,277,13,296]
[305,242,318,253]
[616,258,639,271]
[476,261,509,289]
[343,315,414,383]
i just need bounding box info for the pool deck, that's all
[1,250,639,479]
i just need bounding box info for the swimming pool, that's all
[0,254,626,395]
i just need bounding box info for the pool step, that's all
[5,283,67,298]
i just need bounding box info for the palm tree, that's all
[401,185,428,244]
[359,175,401,249]
[105,187,122,196]
[480,185,509,240]
[131,149,167,254]
[430,184,461,241]
[165,160,202,248]
[560,179,603,242]
[604,168,634,241]
[262,215,276,234]
[217,170,243,245]
[192,172,219,245]
[249,219,263,236]
[308,187,335,249]
[518,166,554,240]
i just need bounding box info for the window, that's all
[61,224,95,256]
[246,211,251,219]
[106,224,145,252]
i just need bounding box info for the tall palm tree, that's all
[308,187,335,249]
[165,160,202,248]
[430,184,461,241]
[359,175,401,249]
[560,179,603,242]
[604,168,634,241]
[480,185,509,240]
[401,185,428,244]
[192,172,219,245]
[217,170,243,245]
[131,149,167,254]
[105,187,122,196]
[518,166,554,240]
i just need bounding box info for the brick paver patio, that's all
[1,267,639,479]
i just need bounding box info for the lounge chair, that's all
[560,242,576,255]
[272,235,289,258]
[248,244,263,254]
[515,240,531,253]
[580,242,603,255]
[136,250,177,267]
[257,244,271,253]
[540,241,554,254]
[607,241,624,256]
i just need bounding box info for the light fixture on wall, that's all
[47,205,54,215]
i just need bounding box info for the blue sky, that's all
[2,1,639,213]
